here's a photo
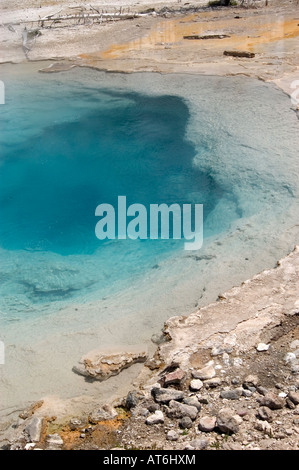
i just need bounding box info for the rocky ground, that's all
[5,314,299,451]
[4,247,299,451]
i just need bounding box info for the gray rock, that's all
[198,416,217,432]
[258,392,285,410]
[185,438,210,450]
[189,379,203,391]
[166,430,178,441]
[197,395,209,404]
[166,400,198,420]
[233,358,243,367]
[211,346,225,356]
[204,377,222,388]
[179,416,193,429]
[243,375,259,389]
[192,364,216,380]
[231,377,240,385]
[133,407,149,417]
[89,404,118,424]
[146,410,164,425]
[24,416,42,443]
[286,398,296,409]
[222,354,230,367]
[147,402,160,413]
[257,406,273,422]
[183,396,201,411]
[126,391,139,410]
[256,386,268,396]
[242,389,252,398]
[255,420,273,436]
[220,388,242,400]
[216,408,241,434]
[223,442,243,451]
[152,387,184,404]
[288,391,299,405]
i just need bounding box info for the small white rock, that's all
[46,433,64,446]
[233,358,243,367]
[25,443,36,450]
[222,353,230,366]
[166,430,178,441]
[190,379,203,391]
[146,410,164,425]
[257,343,270,352]
[290,340,299,350]
[284,352,297,364]
[278,392,287,398]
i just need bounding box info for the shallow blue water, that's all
[0,69,236,318]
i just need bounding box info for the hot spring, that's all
[0,63,298,414]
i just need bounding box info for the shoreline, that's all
[0,0,299,450]
[1,0,299,102]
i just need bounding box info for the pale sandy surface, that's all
[1,0,298,96]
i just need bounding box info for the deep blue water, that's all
[0,91,225,255]
[0,70,236,318]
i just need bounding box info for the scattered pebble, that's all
[257,343,270,352]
